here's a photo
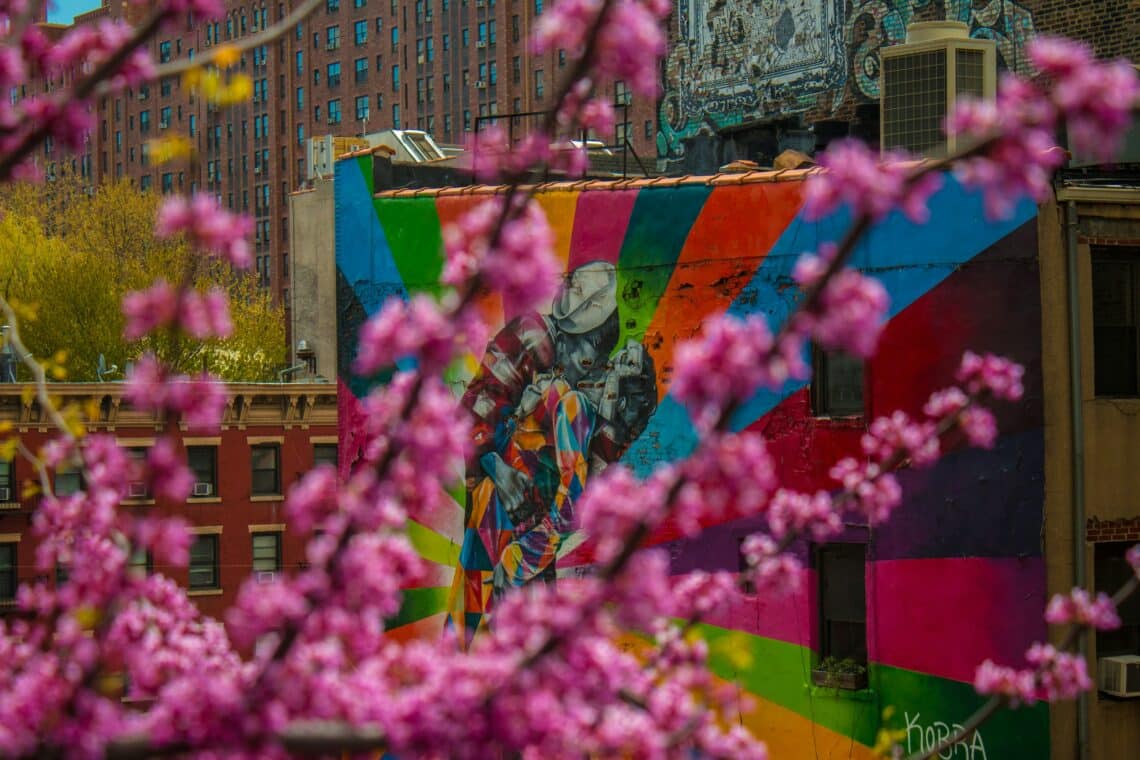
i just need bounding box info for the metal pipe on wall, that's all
[1065,199,1089,760]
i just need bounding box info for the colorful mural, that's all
[334,154,1048,757]
[659,0,1037,160]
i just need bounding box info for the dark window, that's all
[128,546,152,578]
[0,542,16,601]
[314,443,338,468]
[188,446,217,497]
[1093,247,1140,396]
[811,347,865,417]
[252,533,281,574]
[251,444,281,495]
[816,543,867,665]
[0,457,13,502]
[126,447,150,500]
[1095,542,1140,658]
[189,535,219,589]
[55,462,83,496]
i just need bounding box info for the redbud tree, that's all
[0,1,1137,758]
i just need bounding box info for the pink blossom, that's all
[353,294,459,375]
[803,140,941,223]
[122,281,178,340]
[861,410,940,467]
[795,266,890,358]
[740,534,803,596]
[974,659,1038,705]
[830,458,903,525]
[675,432,777,535]
[923,386,970,419]
[577,465,668,563]
[177,288,233,340]
[145,438,195,502]
[956,351,1025,401]
[1044,589,1121,630]
[132,516,191,567]
[766,489,841,541]
[1026,643,1093,701]
[155,194,253,269]
[958,406,998,449]
[1128,544,1140,577]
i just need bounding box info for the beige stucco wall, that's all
[1039,192,1140,760]
[289,179,337,382]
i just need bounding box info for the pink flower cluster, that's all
[1045,589,1121,630]
[956,351,1025,401]
[861,411,940,467]
[125,354,228,432]
[948,38,1138,219]
[442,196,560,318]
[802,139,943,224]
[829,458,903,525]
[793,255,890,358]
[674,432,778,535]
[353,294,468,376]
[155,194,254,269]
[122,282,232,341]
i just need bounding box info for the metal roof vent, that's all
[880,21,996,158]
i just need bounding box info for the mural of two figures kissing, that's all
[449,262,658,645]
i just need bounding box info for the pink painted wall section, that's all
[867,557,1048,683]
[566,188,639,268]
[671,568,818,648]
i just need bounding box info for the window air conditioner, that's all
[193,482,213,497]
[1099,655,1140,698]
[127,481,148,499]
[417,54,425,64]
[880,21,995,157]
[0,487,10,502]
[256,571,277,583]
[475,40,486,49]
[475,0,484,6]
[475,80,486,89]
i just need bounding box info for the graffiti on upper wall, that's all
[451,261,659,640]
[659,0,1036,160]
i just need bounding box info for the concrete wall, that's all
[1039,193,1140,760]
[333,154,1051,757]
[289,178,338,382]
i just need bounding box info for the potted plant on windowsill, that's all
[811,657,869,691]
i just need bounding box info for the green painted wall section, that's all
[406,519,460,567]
[389,586,450,629]
[373,196,445,296]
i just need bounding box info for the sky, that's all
[47,0,102,23]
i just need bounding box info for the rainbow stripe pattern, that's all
[334,154,1048,757]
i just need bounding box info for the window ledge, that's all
[187,588,224,597]
[186,496,222,504]
[121,498,156,506]
[0,502,21,511]
[250,494,284,502]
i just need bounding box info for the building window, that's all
[461,27,468,47]
[355,57,368,83]
[488,19,495,45]
[391,25,398,48]
[426,37,434,62]
[558,48,566,67]
[534,69,544,100]
[355,94,370,121]
[326,25,340,49]
[125,447,150,499]
[1093,246,1140,396]
[188,446,217,498]
[328,98,342,124]
[644,119,653,140]
[488,61,497,86]
[128,546,152,578]
[327,0,339,10]
[0,457,13,502]
[314,443,338,468]
[392,64,399,89]
[354,19,368,45]
[443,33,449,51]
[811,347,865,417]
[251,444,281,495]
[1095,542,1140,657]
[327,61,341,87]
[816,543,867,666]
[296,86,304,111]
[252,533,281,575]
[614,79,630,106]
[392,103,399,128]
[139,109,150,133]
[159,40,172,63]
[188,534,220,590]
[296,50,303,74]
[0,542,15,602]
[511,14,519,42]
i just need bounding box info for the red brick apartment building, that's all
[28,0,655,313]
[0,383,337,619]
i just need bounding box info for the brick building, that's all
[0,382,337,619]
[27,0,655,316]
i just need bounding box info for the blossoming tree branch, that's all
[0,0,1137,758]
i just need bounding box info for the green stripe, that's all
[374,197,444,296]
[615,185,711,349]
[388,586,449,629]
[356,154,374,195]
[406,519,460,566]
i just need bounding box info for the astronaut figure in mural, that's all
[455,260,658,617]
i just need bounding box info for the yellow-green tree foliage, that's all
[0,175,285,381]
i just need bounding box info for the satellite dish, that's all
[96,354,119,382]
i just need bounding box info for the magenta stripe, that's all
[868,557,1047,683]
[567,189,639,269]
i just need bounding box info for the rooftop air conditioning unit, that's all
[0,487,10,502]
[1099,655,1140,698]
[880,21,995,157]
[256,571,277,583]
[127,481,148,499]
[475,80,487,89]
[192,482,213,497]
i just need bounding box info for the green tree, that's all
[0,175,285,381]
